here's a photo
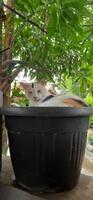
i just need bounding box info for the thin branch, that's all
[3,3,47,33]
[0,79,8,90]
[0,65,23,91]
[0,47,10,54]
[2,59,26,70]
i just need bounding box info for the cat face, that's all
[20,80,48,103]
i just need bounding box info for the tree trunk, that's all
[3,0,13,106]
[0,8,3,172]
[0,9,3,81]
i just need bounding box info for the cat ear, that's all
[39,79,46,86]
[48,84,58,95]
[48,88,58,96]
[20,82,29,89]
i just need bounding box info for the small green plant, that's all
[11,81,29,106]
[89,116,93,128]
[88,135,93,145]
[85,93,93,127]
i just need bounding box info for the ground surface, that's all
[0,151,93,200]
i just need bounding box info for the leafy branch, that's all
[2,59,26,71]
[0,64,23,91]
[3,3,47,33]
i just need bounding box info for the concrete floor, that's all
[0,153,93,200]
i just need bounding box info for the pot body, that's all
[4,107,93,192]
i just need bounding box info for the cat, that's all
[20,80,88,107]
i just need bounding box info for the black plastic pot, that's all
[3,107,93,192]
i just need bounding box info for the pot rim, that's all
[0,107,93,117]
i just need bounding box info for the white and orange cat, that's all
[20,80,88,107]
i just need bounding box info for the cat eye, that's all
[32,83,34,88]
[37,90,40,93]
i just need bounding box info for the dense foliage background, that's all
[1,0,93,106]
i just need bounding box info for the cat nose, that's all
[33,96,38,100]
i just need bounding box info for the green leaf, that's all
[40,40,48,64]
[47,6,57,38]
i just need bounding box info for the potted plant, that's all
[3,107,93,192]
